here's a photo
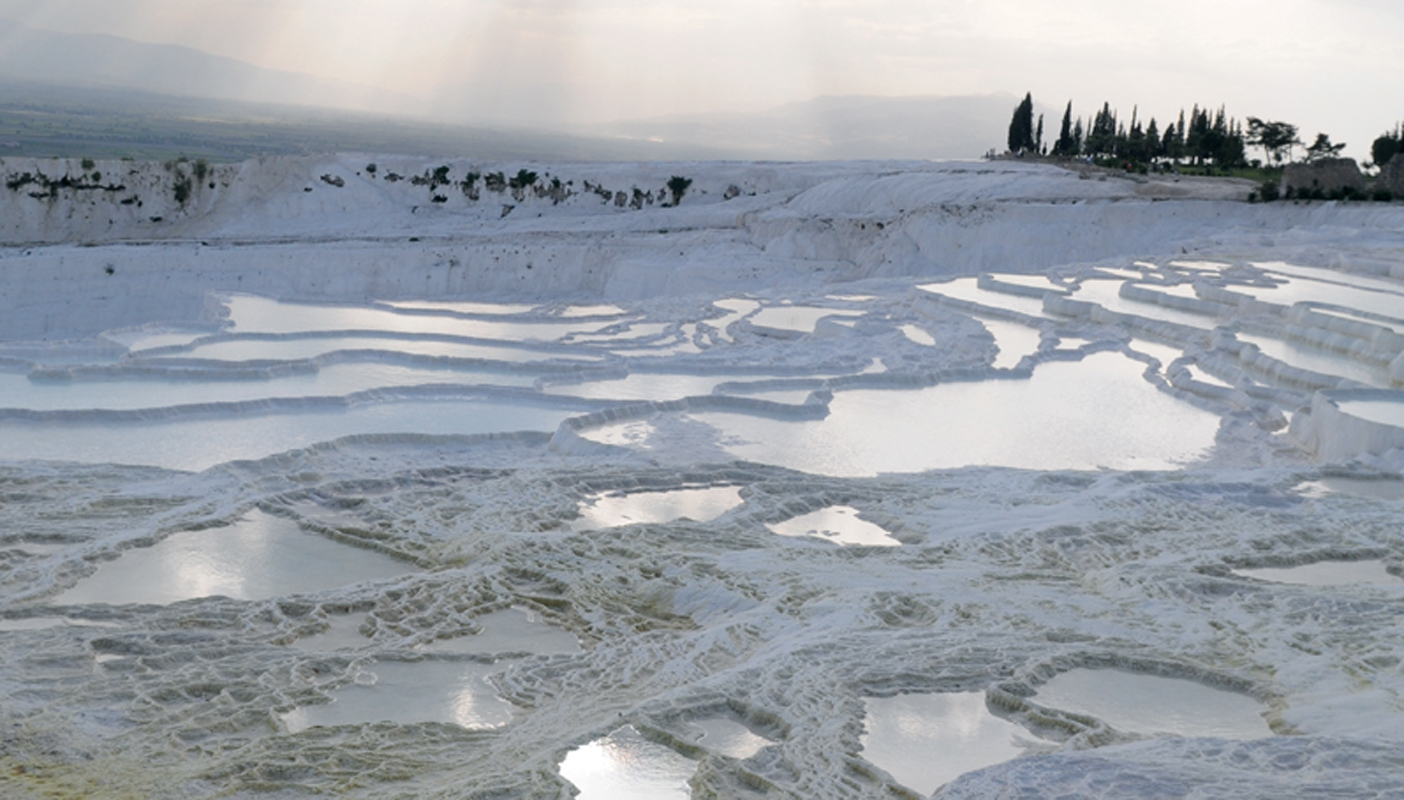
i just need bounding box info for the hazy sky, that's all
[1,0,1399,157]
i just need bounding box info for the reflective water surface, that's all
[692,353,1219,476]
[282,660,511,732]
[767,505,900,546]
[573,486,744,530]
[861,692,1036,795]
[1338,399,1404,428]
[1033,669,1272,739]
[56,511,412,605]
[1235,560,1403,587]
[0,399,576,471]
[683,717,774,759]
[558,725,697,799]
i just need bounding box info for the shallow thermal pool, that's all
[767,505,900,546]
[0,363,539,411]
[1297,476,1404,500]
[1235,268,1404,320]
[572,486,743,530]
[979,318,1042,369]
[681,717,774,759]
[0,398,578,471]
[164,335,601,363]
[861,692,1037,795]
[1237,334,1392,388]
[1068,279,1219,329]
[282,607,581,732]
[1337,399,1404,428]
[1234,560,1404,587]
[543,372,794,402]
[1033,669,1272,740]
[686,352,1220,476]
[223,295,621,341]
[707,298,760,341]
[748,305,864,334]
[558,726,697,800]
[102,329,212,352]
[281,659,511,733]
[55,511,413,606]
[917,278,1052,318]
[900,324,937,346]
[381,300,538,315]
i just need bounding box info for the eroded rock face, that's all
[1381,156,1404,197]
[1282,158,1365,195]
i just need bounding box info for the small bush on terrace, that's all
[667,176,693,206]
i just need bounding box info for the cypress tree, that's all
[1087,102,1116,157]
[1007,93,1036,154]
[1128,113,1144,162]
[1187,105,1210,164]
[1055,101,1075,156]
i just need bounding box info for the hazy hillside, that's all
[0,20,1036,164]
[594,94,1044,160]
[0,19,409,113]
[0,20,1045,163]
[0,80,736,162]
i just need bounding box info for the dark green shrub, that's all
[365,163,377,175]
[1373,189,1394,202]
[461,172,481,200]
[1257,180,1279,201]
[173,176,193,205]
[667,176,693,206]
[510,169,538,189]
[81,158,95,170]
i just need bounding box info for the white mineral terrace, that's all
[1,156,1403,798]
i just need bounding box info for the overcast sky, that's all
[0,0,1398,158]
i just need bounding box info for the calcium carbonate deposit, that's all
[2,155,1404,798]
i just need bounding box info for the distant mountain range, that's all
[593,94,1030,161]
[0,19,1023,161]
[0,19,414,114]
